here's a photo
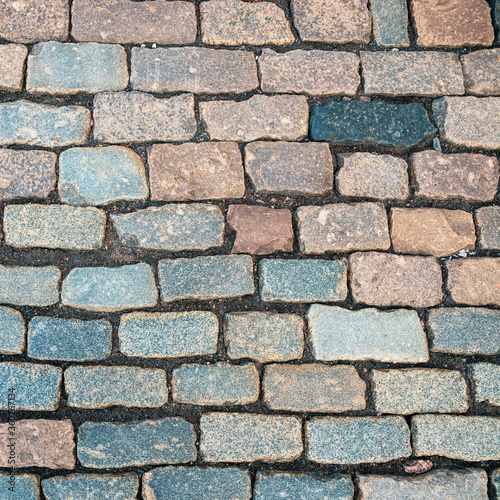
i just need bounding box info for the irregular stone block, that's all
[159,255,254,301]
[297,203,390,254]
[78,419,196,468]
[0,100,91,147]
[119,311,218,358]
[476,206,500,249]
[0,307,25,354]
[59,146,148,206]
[149,142,244,201]
[494,469,500,499]
[349,252,442,307]
[0,473,39,500]
[307,305,429,363]
[61,263,158,312]
[310,100,436,149]
[94,92,196,143]
[224,312,304,362]
[28,317,111,361]
[245,141,334,195]
[470,363,500,406]
[371,0,410,47]
[131,47,258,94]
[4,204,106,250]
[306,417,411,464]
[0,44,28,91]
[200,95,309,142]
[259,259,347,303]
[200,413,302,462]
[462,49,500,95]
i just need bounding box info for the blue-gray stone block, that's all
[0,473,39,500]
[493,468,500,499]
[0,307,25,354]
[469,363,500,406]
[78,418,197,468]
[371,0,410,47]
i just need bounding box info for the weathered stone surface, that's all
[259,49,360,96]
[260,259,347,303]
[0,0,69,43]
[357,469,488,500]
[410,150,499,201]
[470,363,500,406]
[310,100,436,149]
[0,362,61,410]
[433,96,500,149]
[462,49,500,95]
[131,47,258,94]
[59,146,148,206]
[201,0,294,46]
[306,417,411,464]
[42,474,139,500]
[0,44,27,91]
[349,252,443,307]
[0,419,75,469]
[72,0,196,44]
[429,307,500,355]
[390,208,476,257]
[200,413,302,462]
[245,141,334,195]
[361,51,464,96]
[65,366,168,408]
[446,258,500,306]
[149,143,244,201]
[476,206,500,249]
[412,415,500,461]
[0,473,39,500]
[292,0,371,43]
[200,95,309,142]
[493,469,500,499]
[4,204,106,250]
[0,266,60,306]
[0,307,25,354]
[227,205,293,255]
[94,92,196,143]
[28,317,111,361]
[224,312,304,362]
[119,312,218,358]
[411,0,494,47]
[172,362,259,406]
[143,467,251,500]
[307,305,429,363]
[78,419,196,468]
[263,364,365,412]
[0,100,91,147]
[159,255,254,301]
[371,0,410,47]
[297,203,390,254]
[336,153,409,200]
[62,263,158,312]
[112,204,224,251]
[372,369,468,414]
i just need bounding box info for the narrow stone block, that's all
[0,44,28,91]
[371,0,410,47]
[462,49,500,95]
[0,307,25,354]
[476,206,500,249]
[493,469,500,499]
[0,473,39,500]
[470,363,500,406]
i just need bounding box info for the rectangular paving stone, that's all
[306,417,411,464]
[259,259,347,303]
[28,317,111,361]
[0,100,91,147]
[0,307,25,354]
[469,363,500,406]
[224,312,304,362]
[307,305,429,363]
[27,42,128,94]
[371,0,410,47]
[372,369,468,414]
[0,473,39,500]
[159,255,254,301]
[78,419,196,468]
[462,49,500,96]
[259,49,360,96]
[476,206,500,249]
[349,252,443,307]
[61,263,158,312]
[119,311,218,358]
[200,95,309,142]
[72,0,196,44]
[412,415,500,461]
[143,467,251,500]
[200,413,302,463]
[0,44,27,91]
[428,307,500,355]
[297,203,390,254]
[4,204,106,250]
[263,364,365,412]
[131,47,258,94]
[0,266,60,307]
[94,92,196,143]
[172,362,259,406]
[245,142,333,195]
[65,366,168,409]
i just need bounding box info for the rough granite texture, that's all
[0,307,25,354]
[462,49,500,95]
[370,0,409,47]
[469,363,500,406]
[476,206,500,249]
[0,473,39,500]
[0,44,28,91]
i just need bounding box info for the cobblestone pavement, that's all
[0,0,500,499]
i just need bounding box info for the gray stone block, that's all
[469,363,500,406]
[0,473,40,500]
[476,206,500,249]
[0,307,25,354]
[493,469,500,499]
[371,0,410,47]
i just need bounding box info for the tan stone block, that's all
[462,49,500,96]
[0,44,27,92]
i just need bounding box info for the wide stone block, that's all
[0,44,28,91]
[462,49,500,95]
[371,0,409,47]
[0,307,25,354]
[307,305,429,363]
[0,473,39,500]
[476,206,500,249]
[470,363,500,406]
